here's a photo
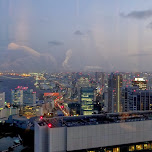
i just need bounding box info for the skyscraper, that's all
[122,87,152,112]
[23,89,36,106]
[11,89,23,105]
[11,86,36,106]
[108,73,123,113]
[79,87,95,115]
[95,72,104,86]
[132,78,147,90]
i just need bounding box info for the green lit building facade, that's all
[80,87,95,115]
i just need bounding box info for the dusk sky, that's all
[0,0,152,72]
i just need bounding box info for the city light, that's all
[134,78,145,81]
[48,124,52,128]
[2,0,152,151]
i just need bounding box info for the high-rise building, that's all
[122,86,137,112]
[0,92,5,108]
[77,77,90,87]
[122,87,152,112]
[23,89,36,106]
[79,87,95,115]
[11,89,23,105]
[132,78,147,90]
[95,72,104,85]
[108,73,123,113]
[11,86,36,106]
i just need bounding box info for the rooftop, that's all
[37,111,152,128]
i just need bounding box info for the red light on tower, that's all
[61,105,64,109]
[40,116,43,120]
[48,124,52,128]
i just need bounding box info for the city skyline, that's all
[1,71,152,151]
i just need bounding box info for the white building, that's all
[0,107,19,122]
[0,92,5,108]
[35,111,152,152]
[11,86,36,106]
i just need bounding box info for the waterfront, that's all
[0,76,49,103]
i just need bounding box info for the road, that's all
[54,97,70,116]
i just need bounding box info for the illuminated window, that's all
[150,144,152,150]
[129,145,135,151]
[113,147,120,152]
[144,143,150,149]
[136,144,143,150]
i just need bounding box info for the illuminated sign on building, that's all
[44,93,59,97]
[132,78,147,90]
[134,78,145,81]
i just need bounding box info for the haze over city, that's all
[2,1,152,152]
[1,0,152,72]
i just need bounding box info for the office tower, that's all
[103,91,108,112]
[122,87,152,112]
[77,77,90,87]
[11,86,36,106]
[11,89,23,105]
[122,86,137,112]
[132,78,147,90]
[122,73,132,87]
[68,103,80,116]
[95,72,104,85]
[79,87,95,115]
[108,73,123,113]
[0,92,5,108]
[23,89,36,106]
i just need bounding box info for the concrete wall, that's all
[0,108,19,119]
[35,122,48,152]
[0,92,5,108]
[35,120,152,152]
[67,120,152,151]
[48,127,67,152]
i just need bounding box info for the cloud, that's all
[62,49,72,69]
[8,43,40,57]
[74,30,84,35]
[3,55,56,72]
[48,40,64,46]
[120,9,152,19]
[41,53,56,64]
[0,42,57,72]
